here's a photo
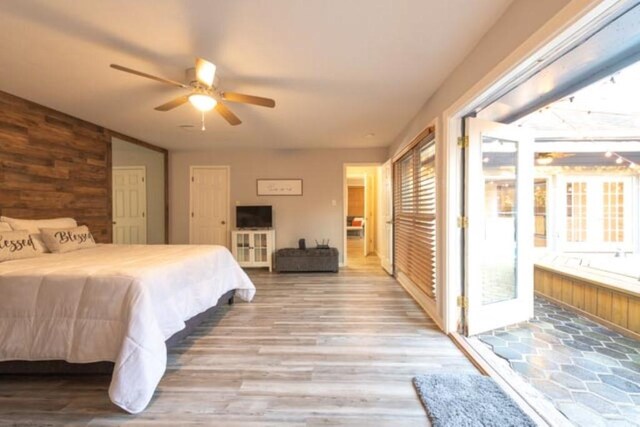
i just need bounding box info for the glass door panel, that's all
[481,137,517,306]
[253,233,267,263]
[236,233,251,263]
[465,117,534,336]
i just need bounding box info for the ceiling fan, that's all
[110,57,275,129]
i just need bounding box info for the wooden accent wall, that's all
[0,91,112,242]
[535,265,640,339]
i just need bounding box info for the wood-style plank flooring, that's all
[0,263,477,426]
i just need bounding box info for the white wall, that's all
[170,148,387,263]
[112,137,166,244]
[389,0,571,157]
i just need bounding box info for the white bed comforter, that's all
[0,244,255,413]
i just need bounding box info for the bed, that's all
[0,244,256,414]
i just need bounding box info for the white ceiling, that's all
[0,0,511,150]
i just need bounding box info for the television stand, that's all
[231,229,276,272]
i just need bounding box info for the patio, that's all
[479,296,640,426]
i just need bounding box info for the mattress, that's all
[0,244,256,413]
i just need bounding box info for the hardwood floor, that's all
[0,264,477,426]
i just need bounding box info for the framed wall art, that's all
[257,179,303,196]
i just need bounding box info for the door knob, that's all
[221,220,226,225]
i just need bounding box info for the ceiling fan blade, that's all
[195,57,216,87]
[110,64,187,88]
[154,95,189,111]
[215,102,242,126]
[222,92,276,108]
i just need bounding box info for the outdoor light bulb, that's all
[616,157,624,164]
[536,156,553,165]
[483,157,490,163]
[630,163,637,169]
[189,94,217,112]
[605,151,613,158]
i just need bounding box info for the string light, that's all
[605,151,637,169]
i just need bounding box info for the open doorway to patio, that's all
[460,4,640,425]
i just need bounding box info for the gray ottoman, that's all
[275,248,339,273]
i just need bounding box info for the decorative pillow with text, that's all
[0,230,41,262]
[40,225,97,253]
[1,216,78,254]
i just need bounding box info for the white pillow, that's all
[0,216,77,234]
[40,225,96,253]
[0,230,41,262]
[0,222,12,232]
[0,217,77,254]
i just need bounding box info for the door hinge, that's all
[457,135,469,148]
[191,212,194,218]
[142,177,145,182]
[457,216,468,228]
[457,296,469,308]
[191,176,194,182]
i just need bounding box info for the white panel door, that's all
[379,160,393,274]
[190,166,229,246]
[465,118,534,336]
[112,167,147,244]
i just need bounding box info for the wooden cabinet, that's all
[231,229,275,272]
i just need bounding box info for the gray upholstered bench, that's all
[275,248,339,273]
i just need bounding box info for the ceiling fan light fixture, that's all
[189,94,217,112]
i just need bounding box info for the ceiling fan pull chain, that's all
[201,111,206,131]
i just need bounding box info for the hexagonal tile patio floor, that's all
[479,297,640,426]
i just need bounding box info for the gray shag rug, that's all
[413,374,537,427]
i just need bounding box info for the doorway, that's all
[111,136,166,244]
[344,164,382,268]
[189,166,230,246]
[112,166,147,244]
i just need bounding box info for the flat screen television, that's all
[236,205,272,229]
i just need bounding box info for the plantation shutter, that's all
[393,132,436,299]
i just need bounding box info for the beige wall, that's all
[169,148,387,263]
[112,137,166,244]
[389,0,571,156]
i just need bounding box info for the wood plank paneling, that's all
[585,285,598,314]
[597,288,612,322]
[0,91,168,243]
[0,91,112,242]
[535,266,640,340]
[629,299,640,334]
[572,282,585,310]
[611,293,628,329]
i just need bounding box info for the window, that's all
[394,132,436,299]
[603,181,625,243]
[562,177,632,250]
[566,181,587,243]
